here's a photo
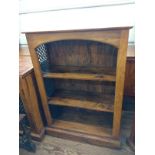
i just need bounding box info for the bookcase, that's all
[25,27,130,148]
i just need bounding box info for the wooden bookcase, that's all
[25,27,130,148]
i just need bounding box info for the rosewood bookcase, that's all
[25,27,130,148]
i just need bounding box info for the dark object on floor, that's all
[126,116,135,151]
[19,114,36,152]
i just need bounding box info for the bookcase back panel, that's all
[47,40,118,68]
[50,106,113,128]
[35,40,118,73]
[53,79,115,95]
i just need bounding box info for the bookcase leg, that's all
[112,30,129,138]
[112,107,123,138]
[25,40,53,126]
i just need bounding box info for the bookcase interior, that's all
[34,39,119,141]
[35,40,117,114]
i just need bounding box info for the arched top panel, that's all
[26,29,121,49]
[35,39,118,51]
[34,39,118,73]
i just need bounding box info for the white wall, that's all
[19,0,135,45]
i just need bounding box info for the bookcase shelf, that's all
[43,72,116,82]
[26,27,130,148]
[49,106,113,138]
[48,90,114,112]
[50,119,112,138]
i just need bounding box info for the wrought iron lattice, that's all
[35,44,54,97]
[35,44,50,72]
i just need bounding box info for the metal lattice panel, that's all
[35,44,50,72]
[35,44,54,97]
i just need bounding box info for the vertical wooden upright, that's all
[25,38,53,126]
[112,30,129,138]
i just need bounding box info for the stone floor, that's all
[20,111,134,155]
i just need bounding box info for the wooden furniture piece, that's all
[25,27,131,148]
[123,57,135,111]
[19,55,45,141]
[124,57,135,97]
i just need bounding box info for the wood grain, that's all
[112,30,129,138]
[51,119,111,137]
[19,54,45,140]
[47,40,118,68]
[43,72,116,82]
[19,50,135,98]
[19,55,33,77]
[26,34,53,126]
[124,57,135,96]
[49,65,116,75]
[25,29,122,48]
[50,106,113,127]
[20,73,44,134]
[46,126,120,149]
[53,79,115,96]
[48,90,114,112]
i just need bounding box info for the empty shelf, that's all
[50,119,112,138]
[48,91,114,112]
[43,72,116,82]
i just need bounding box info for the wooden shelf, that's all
[48,90,114,112]
[51,119,112,138]
[43,72,116,82]
[46,106,118,148]
[46,118,120,148]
